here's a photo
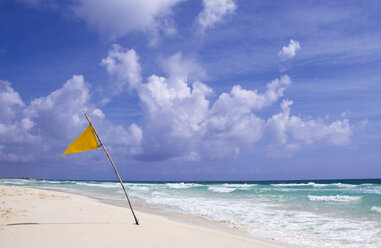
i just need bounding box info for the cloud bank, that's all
[0,43,353,162]
[0,33,354,163]
[100,45,353,161]
[0,76,142,162]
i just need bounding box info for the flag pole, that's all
[84,113,139,225]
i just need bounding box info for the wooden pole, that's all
[85,113,139,225]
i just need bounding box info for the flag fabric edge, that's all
[60,125,100,159]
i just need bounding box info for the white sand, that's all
[0,185,287,248]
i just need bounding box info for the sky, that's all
[0,0,380,181]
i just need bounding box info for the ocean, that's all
[1,178,380,248]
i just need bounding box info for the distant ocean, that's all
[1,178,380,248]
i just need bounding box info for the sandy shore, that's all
[0,185,287,248]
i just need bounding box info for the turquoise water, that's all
[1,178,380,248]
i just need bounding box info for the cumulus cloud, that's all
[161,52,207,81]
[197,0,236,32]
[0,76,142,162]
[278,39,301,60]
[209,75,291,112]
[101,44,142,93]
[265,100,352,155]
[0,80,25,123]
[0,45,353,162]
[0,81,38,161]
[73,0,183,41]
[101,45,352,161]
[137,74,212,160]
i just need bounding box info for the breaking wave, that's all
[166,183,202,189]
[208,186,236,193]
[308,195,362,202]
[371,206,381,214]
[271,182,325,187]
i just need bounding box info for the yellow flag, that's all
[61,125,100,158]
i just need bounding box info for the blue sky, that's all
[0,0,380,181]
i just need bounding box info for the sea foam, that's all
[371,206,381,214]
[75,182,119,188]
[166,183,202,189]
[307,195,362,202]
[223,183,255,189]
[208,186,236,193]
[1,179,380,248]
[271,182,325,187]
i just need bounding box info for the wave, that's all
[222,183,255,189]
[271,182,325,187]
[357,184,381,195]
[207,183,256,193]
[75,182,119,188]
[208,186,236,193]
[130,186,149,191]
[40,180,78,185]
[307,195,362,202]
[96,183,120,188]
[271,182,358,188]
[371,206,381,214]
[166,183,202,189]
[331,183,356,188]
[0,179,30,185]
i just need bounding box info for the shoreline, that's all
[37,185,293,247]
[0,185,289,248]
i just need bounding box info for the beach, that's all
[0,185,286,248]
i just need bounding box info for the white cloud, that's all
[278,39,301,60]
[0,81,38,160]
[101,44,142,93]
[136,73,294,160]
[203,76,291,157]
[100,45,353,161]
[265,100,352,155]
[73,0,183,40]
[0,76,142,162]
[161,52,207,81]
[197,0,236,32]
[137,74,212,160]
[0,45,353,163]
[0,80,25,123]
[92,108,105,119]
[92,119,143,157]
